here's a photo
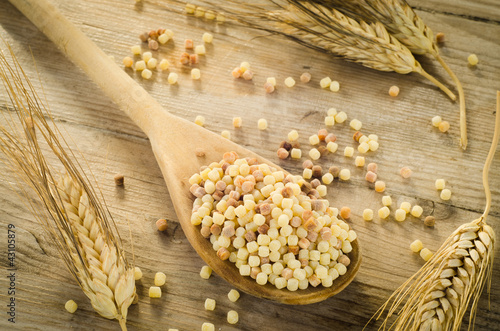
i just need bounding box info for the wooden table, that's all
[0,0,499,330]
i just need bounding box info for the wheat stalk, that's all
[321,0,467,149]
[0,42,135,330]
[162,0,456,100]
[371,92,499,330]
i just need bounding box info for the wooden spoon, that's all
[9,0,361,304]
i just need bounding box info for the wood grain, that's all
[0,0,499,330]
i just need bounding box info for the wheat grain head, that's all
[0,42,135,330]
[371,92,500,330]
[159,0,456,100]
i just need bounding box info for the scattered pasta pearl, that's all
[318,129,328,140]
[277,148,289,159]
[134,267,143,280]
[340,207,351,219]
[350,119,362,130]
[359,135,369,144]
[165,29,174,38]
[221,130,231,139]
[378,206,390,219]
[411,205,423,217]
[355,156,365,167]
[191,68,201,80]
[284,77,296,87]
[329,81,340,92]
[431,116,442,127]
[158,33,170,44]
[135,60,146,71]
[309,148,321,160]
[435,179,446,190]
[400,202,411,213]
[264,82,275,93]
[326,142,338,153]
[149,286,162,298]
[389,85,400,97]
[204,298,216,311]
[439,121,450,132]
[358,142,370,153]
[395,209,406,222]
[400,167,412,178]
[156,219,168,231]
[148,39,159,50]
[65,300,78,313]
[242,70,254,80]
[288,130,299,141]
[142,51,152,62]
[365,171,377,183]
[195,45,206,55]
[131,45,141,55]
[382,195,392,207]
[303,160,313,169]
[266,77,277,86]
[424,216,435,227]
[154,272,167,286]
[440,188,452,200]
[374,180,385,192]
[147,58,158,70]
[200,265,212,279]
[467,54,479,66]
[363,209,373,221]
[334,111,347,123]
[322,173,334,184]
[258,118,268,130]
[227,310,239,324]
[290,148,302,159]
[320,77,331,88]
[339,168,350,181]
[201,323,215,331]
[233,117,242,128]
[436,32,445,43]
[232,67,242,78]
[228,289,240,302]
[202,32,213,43]
[195,115,205,126]
[344,146,354,157]
[368,140,379,151]
[420,248,433,261]
[168,72,178,84]
[309,134,320,145]
[410,239,423,253]
[300,72,311,83]
[324,116,335,126]
[367,163,377,173]
[123,56,133,68]
[158,59,170,71]
[141,68,152,79]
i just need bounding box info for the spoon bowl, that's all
[10,0,361,304]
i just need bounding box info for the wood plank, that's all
[0,0,499,330]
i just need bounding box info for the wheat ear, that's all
[325,0,467,149]
[370,92,499,330]
[161,0,456,100]
[0,42,135,330]
[277,2,454,97]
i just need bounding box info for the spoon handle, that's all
[8,0,166,137]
